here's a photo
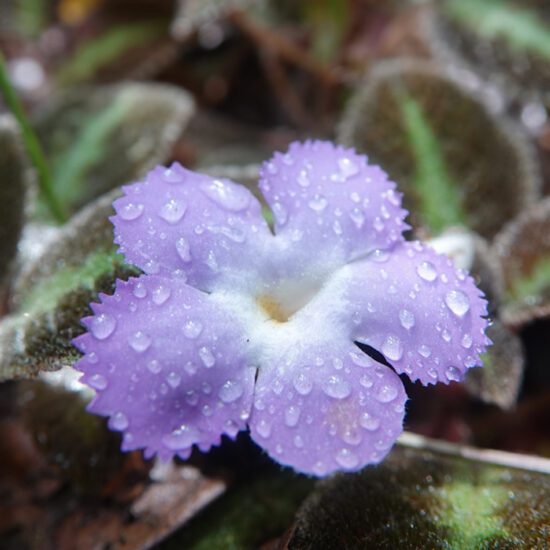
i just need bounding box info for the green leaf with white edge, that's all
[32,82,194,222]
[0,114,31,292]
[0,190,139,382]
[56,20,168,86]
[494,197,550,327]
[287,436,550,549]
[338,59,540,239]
[431,0,550,99]
[465,320,524,409]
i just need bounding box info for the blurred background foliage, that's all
[0,0,549,548]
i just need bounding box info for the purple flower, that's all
[73,141,489,476]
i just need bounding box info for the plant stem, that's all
[0,52,66,223]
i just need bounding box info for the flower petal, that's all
[248,341,406,476]
[341,241,490,385]
[259,141,408,262]
[73,275,255,460]
[112,164,272,292]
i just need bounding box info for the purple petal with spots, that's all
[112,164,272,292]
[259,141,409,262]
[248,341,406,476]
[73,275,256,460]
[341,241,490,385]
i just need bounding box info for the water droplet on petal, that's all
[338,157,359,178]
[219,380,244,403]
[272,202,288,225]
[461,333,473,349]
[89,374,108,390]
[308,194,328,212]
[183,320,203,339]
[176,237,192,262]
[297,169,310,187]
[349,207,365,228]
[199,347,216,368]
[446,366,461,382]
[152,284,171,305]
[376,383,398,403]
[284,405,301,427]
[163,424,198,450]
[416,261,437,282]
[133,282,147,298]
[335,448,359,469]
[90,314,116,340]
[360,412,380,431]
[166,371,181,388]
[129,331,151,353]
[293,435,304,448]
[322,375,351,399]
[206,250,218,271]
[293,373,313,395]
[200,179,250,211]
[445,290,470,317]
[256,419,271,438]
[418,345,431,358]
[399,309,415,330]
[464,356,476,368]
[109,411,129,431]
[147,359,161,374]
[159,199,186,223]
[119,203,144,221]
[382,335,403,361]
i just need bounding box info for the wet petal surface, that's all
[112,165,272,292]
[248,340,406,476]
[340,241,490,385]
[259,141,409,264]
[73,275,256,460]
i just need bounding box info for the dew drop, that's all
[166,371,181,388]
[284,405,301,427]
[349,207,365,228]
[163,424,198,450]
[152,284,171,305]
[293,435,304,448]
[176,237,192,262]
[342,427,362,445]
[360,412,380,431]
[373,217,384,232]
[445,290,470,317]
[338,157,359,178]
[133,282,147,298]
[308,194,328,212]
[90,314,116,340]
[109,411,129,431]
[464,356,476,368]
[89,374,108,390]
[147,359,161,374]
[256,419,271,438]
[119,202,144,220]
[183,320,203,339]
[199,347,216,368]
[293,373,313,395]
[206,250,218,271]
[200,179,250,211]
[129,331,151,353]
[335,448,359,469]
[158,199,186,223]
[88,352,98,364]
[428,368,438,379]
[297,169,310,187]
[416,261,437,282]
[461,333,473,349]
[218,380,243,403]
[441,329,452,343]
[272,202,288,225]
[376,383,398,403]
[382,335,403,361]
[359,374,373,388]
[399,309,415,330]
[418,345,431,358]
[162,166,183,183]
[332,220,343,235]
[446,366,461,382]
[322,375,351,399]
